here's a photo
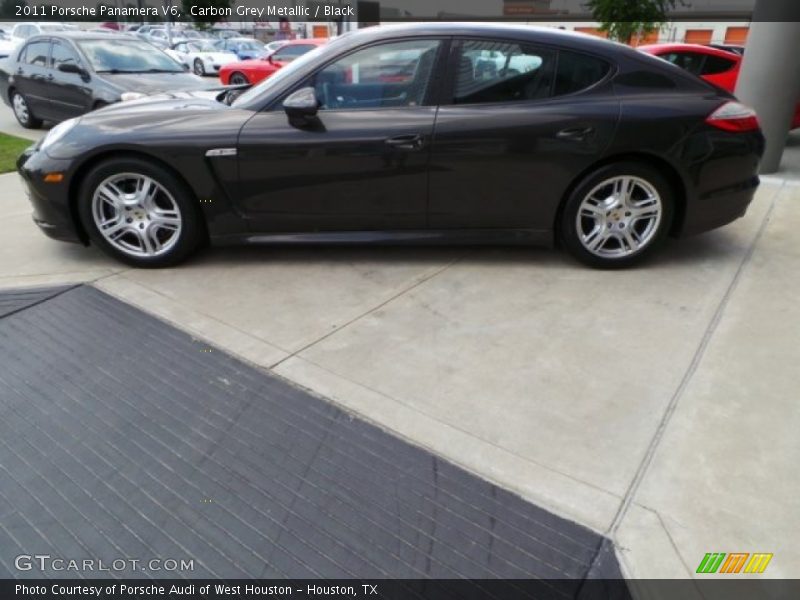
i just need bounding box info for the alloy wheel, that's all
[230,73,248,85]
[91,173,183,258]
[575,175,663,258]
[194,59,205,76]
[12,93,30,125]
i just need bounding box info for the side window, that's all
[23,41,49,67]
[663,51,704,75]
[454,40,556,104]
[701,55,736,75]
[50,42,81,70]
[553,50,610,96]
[309,39,441,110]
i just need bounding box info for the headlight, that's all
[121,92,147,102]
[40,118,79,152]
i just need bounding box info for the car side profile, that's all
[18,24,764,269]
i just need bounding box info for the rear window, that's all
[22,41,49,67]
[701,54,736,75]
[553,50,611,96]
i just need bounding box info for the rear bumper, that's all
[678,175,760,237]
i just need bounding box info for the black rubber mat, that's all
[0,285,625,589]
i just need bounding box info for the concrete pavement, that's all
[1,120,798,588]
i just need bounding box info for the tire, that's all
[193,58,205,76]
[229,72,249,85]
[559,162,674,269]
[11,90,43,129]
[77,157,203,268]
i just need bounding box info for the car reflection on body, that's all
[17,23,764,269]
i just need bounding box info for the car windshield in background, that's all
[78,39,184,73]
[233,40,263,51]
[231,41,332,107]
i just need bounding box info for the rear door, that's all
[14,39,53,119]
[428,38,621,230]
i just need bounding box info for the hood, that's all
[101,71,214,95]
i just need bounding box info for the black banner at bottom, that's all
[5,579,800,600]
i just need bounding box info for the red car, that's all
[219,38,327,86]
[640,43,800,129]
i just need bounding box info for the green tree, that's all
[182,0,232,27]
[585,0,683,44]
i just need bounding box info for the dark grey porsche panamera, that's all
[17,23,764,268]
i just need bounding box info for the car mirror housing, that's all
[283,86,319,125]
[58,62,90,81]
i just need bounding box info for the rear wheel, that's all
[78,158,203,268]
[193,58,206,76]
[229,72,249,85]
[559,162,673,268]
[11,90,43,129]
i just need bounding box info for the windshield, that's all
[78,39,184,73]
[41,24,68,32]
[232,42,332,107]
[232,40,263,51]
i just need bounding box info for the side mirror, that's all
[58,62,89,81]
[267,54,275,64]
[283,86,319,125]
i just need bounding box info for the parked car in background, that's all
[639,43,800,128]
[214,37,268,60]
[0,32,213,127]
[10,22,75,45]
[18,24,764,269]
[219,38,327,85]
[166,40,238,76]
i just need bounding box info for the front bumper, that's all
[17,146,84,244]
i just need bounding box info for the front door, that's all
[47,40,92,120]
[235,38,445,233]
[14,39,52,120]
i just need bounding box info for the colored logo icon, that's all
[696,553,773,574]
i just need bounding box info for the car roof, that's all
[283,38,327,46]
[344,22,633,54]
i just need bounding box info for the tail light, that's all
[706,101,760,132]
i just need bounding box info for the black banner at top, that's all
[8,0,800,24]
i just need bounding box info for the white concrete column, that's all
[735,4,800,173]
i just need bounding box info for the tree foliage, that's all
[585,0,683,43]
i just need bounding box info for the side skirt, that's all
[210,229,554,247]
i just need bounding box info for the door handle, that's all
[556,127,595,141]
[385,134,425,151]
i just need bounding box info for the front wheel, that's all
[193,58,206,76]
[559,162,674,268]
[78,158,204,268]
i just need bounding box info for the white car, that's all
[165,41,238,76]
[0,31,16,59]
[9,22,75,46]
